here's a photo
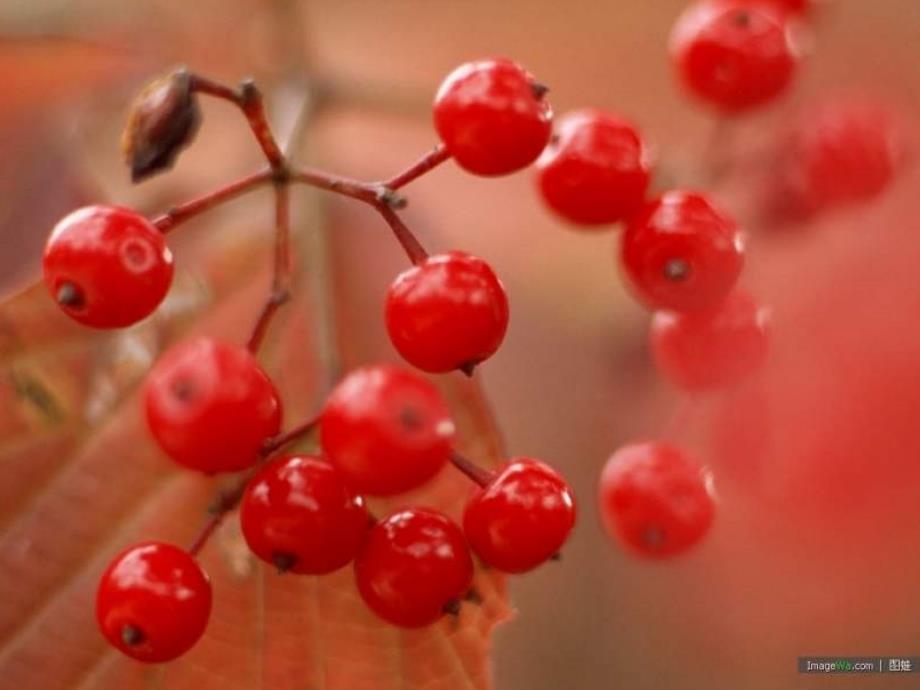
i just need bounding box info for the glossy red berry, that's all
[43,205,173,328]
[621,190,744,312]
[240,454,369,574]
[144,337,282,474]
[320,364,454,495]
[355,508,473,627]
[385,252,509,373]
[536,109,651,226]
[651,291,769,391]
[434,58,553,176]
[463,457,576,573]
[670,0,798,113]
[769,98,902,220]
[599,442,715,558]
[96,541,211,663]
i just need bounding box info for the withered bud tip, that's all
[123,68,202,183]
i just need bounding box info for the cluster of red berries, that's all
[44,0,905,667]
[47,57,581,664]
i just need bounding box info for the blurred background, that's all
[2,1,920,689]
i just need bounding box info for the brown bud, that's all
[122,68,201,182]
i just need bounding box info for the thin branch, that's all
[375,203,430,265]
[261,414,321,456]
[384,143,450,191]
[189,74,285,171]
[449,449,494,487]
[187,476,252,556]
[152,168,273,233]
[247,183,293,353]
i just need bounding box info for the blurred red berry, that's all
[536,109,652,227]
[768,97,903,220]
[385,252,509,373]
[599,442,715,558]
[96,542,211,663]
[240,455,370,575]
[144,337,282,474]
[355,507,473,627]
[464,457,576,573]
[620,190,744,312]
[43,205,173,328]
[320,364,455,495]
[651,291,769,391]
[670,0,798,113]
[434,58,553,175]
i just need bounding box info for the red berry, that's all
[651,291,769,391]
[43,205,173,328]
[385,252,509,373]
[355,508,473,627]
[96,541,211,663]
[463,457,576,573]
[620,190,744,312]
[670,1,798,113]
[599,442,715,558]
[144,337,282,474]
[761,0,812,15]
[769,98,902,220]
[240,454,369,574]
[320,364,454,495]
[536,109,651,226]
[434,58,553,176]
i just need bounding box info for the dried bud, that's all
[122,68,201,182]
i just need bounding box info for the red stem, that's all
[449,449,494,487]
[152,168,273,233]
[262,414,321,455]
[384,143,450,190]
[375,203,429,265]
[247,183,293,353]
[190,74,285,172]
[187,476,252,556]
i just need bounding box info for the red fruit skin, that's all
[433,57,553,176]
[536,109,651,227]
[670,0,798,113]
[463,457,576,573]
[320,364,455,495]
[42,205,174,328]
[769,98,902,221]
[240,455,369,574]
[621,190,744,312]
[355,508,474,628]
[385,252,509,373]
[143,337,282,474]
[599,442,715,558]
[96,541,211,663]
[651,291,769,391]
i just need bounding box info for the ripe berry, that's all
[536,109,651,226]
[651,291,769,391]
[769,98,902,220]
[599,442,715,558]
[385,252,509,373]
[96,541,211,663]
[144,337,282,474]
[463,457,576,573]
[434,58,553,176]
[321,364,454,495]
[670,1,798,113]
[43,205,173,328]
[355,508,473,627]
[620,190,744,312]
[240,455,369,574]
